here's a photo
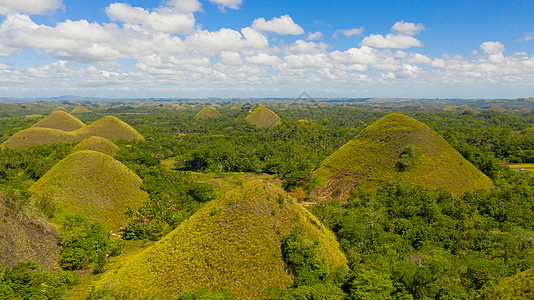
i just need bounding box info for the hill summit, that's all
[29,150,148,230]
[195,106,221,120]
[245,104,281,128]
[32,111,86,132]
[95,180,347,299]
[1,115,143,149]
[313,114,494,201]
[71,136,120,156]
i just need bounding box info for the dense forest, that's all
[1,102,534,299]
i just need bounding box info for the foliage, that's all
[59,214,120,274]
[0,262,78,300]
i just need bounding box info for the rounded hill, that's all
[313,114,494,201]
[71,136,120,156]
[74,116,144,141]
[29,150,148,230]
[70,106,91,114]
[32,111,86,132]
[245,104,281,128]
[1,127,77,149]
[0,195,60,269]
[195,106,221,120]
[96,180,347,299]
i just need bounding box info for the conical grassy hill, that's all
[195,106,221,120]
[71,136,120,156]
[313,114,494,201]
[491,268,534,299]
[32,111,86,132]
[73,116,144,142]
[245,104,281,128]
[70,106,91,114]
[0,196,60,269]
[1,127,77,149]
[29,150,148,230]
[2,115,143,149]
[95,180,347,299]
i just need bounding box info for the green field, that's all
[505,163,534,171]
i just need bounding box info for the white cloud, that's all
[105,2,195,34]
[333,27,364,38]
[251,14,304,35]
[306,31,323,41]
[209,0,242,11]
[245,53,282,65]
[362,33,422,49]
[391,21,425,36]
[480,41,505,54]
[285,40,329,54]
[185,27,268,53]
[404,53,432,64]
[0,0,62,15]
[166,0,202,12]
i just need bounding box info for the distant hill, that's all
[2,115,143,149]
[245,104,281,128]
[0,195,60,269]
[313,114,494,201]
[29,150,148,230]
[71,136,120,156]
[95,180,347,299]
[195,106,221,120]
[491,268,534,299]
[70,106,91,114]
[32,111,86,132]
[73,116,144,142]
[51,106,67,112]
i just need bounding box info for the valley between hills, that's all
[1,100,534,299]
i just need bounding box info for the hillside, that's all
[29,150,148,230]
[195,106,221,120]
[245,104,281,128]
[31,111,86,132]
[0,195,60,269]
[71,136,120,156]
[70,106,91,114]
[491,268,534,299]
[74,116,144,141]
[0,127,77,149]
[95,180,347,299]
[313,114,494,201]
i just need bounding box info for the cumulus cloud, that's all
[333,27,364,38]
[251,14,304,35]
[246,53,283,65]
[0,0,62,15]
[209,0,242,11]
[391,21,425,36]
[306,31,323,41]
[480,41,505,54]
[285,40,329,54]
[362,34,422,49]
[105,2,195,34]
[166,0,202,12]
[517,32,534,42]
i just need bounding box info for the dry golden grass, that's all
[73,116,144,142]
[70,106,91,114]
[94,180,346,299]
[29,150,148,231]
[313,114,494,201]
[1,127,77,149]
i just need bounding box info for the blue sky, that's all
[0,0,533,99]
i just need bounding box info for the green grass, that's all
[0,195,61,269]
[245,104,281,128]
[71,136,120,156]
[313,114,494,200]
[505,163,534,172]
[190,171,278,195]
[94,180,347,299]
[195,106,221,120]
[32,111,86,132]
[29,150,148,231]
[491,267,534,299]
[2,115,144,149]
